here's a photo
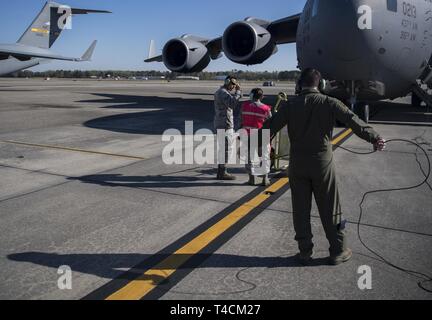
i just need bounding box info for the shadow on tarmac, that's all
[68,174,242,189]
[80,93,431,136]
[7,252,330,280]
[169,92,216,97]
[81,93,215,135]
[80,93,285,135]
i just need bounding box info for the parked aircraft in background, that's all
[0,1,111,76]
[146,0,432,122]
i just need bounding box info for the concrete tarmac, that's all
[0,78,431,300]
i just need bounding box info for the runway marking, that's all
[332,129,353,146]
[0,140,148,161]
[105,177,289,301]
[102,128,353,300]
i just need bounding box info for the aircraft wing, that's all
[145,55,163,63]
[206,37,223,59]
[144,39,163,62]
[267,13,301,44]
[205,13,301,48]
[145,13,300,65]
[145,36,223,63]
[0,41,97,62]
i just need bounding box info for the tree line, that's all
[8,70,300,81]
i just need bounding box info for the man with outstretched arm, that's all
[263,68,386,265]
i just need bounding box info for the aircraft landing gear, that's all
[412,91,422,107]
[336,101,370,126]
[348,93,370,123]
[355,102,370,123]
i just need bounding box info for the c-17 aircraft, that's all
[0,1,111,76]
[146,0,432,123]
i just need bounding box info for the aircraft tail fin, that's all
[17,2,53,49]
[17,2,110,49]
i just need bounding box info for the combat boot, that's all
[219,173,236,181]
[248,174,255,186]
[217,166,236,181]
[296,250,313,266]
[329,248,353,266]
[262,175,271,187]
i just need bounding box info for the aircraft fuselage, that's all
[297,0,432,100]
[0,57,41,76]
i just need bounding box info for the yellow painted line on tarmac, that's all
[106,129,353,300]
[106,177,289,300]
[332,129,353,146]
[0,140,148,161]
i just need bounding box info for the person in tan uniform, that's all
[214,76,242,180]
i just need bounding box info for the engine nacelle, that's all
[162,36,211,73]
[222,21,276,65]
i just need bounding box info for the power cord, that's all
[158,139,431,297]
[340,139,432,293]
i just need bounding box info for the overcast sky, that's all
[0,0,307,71]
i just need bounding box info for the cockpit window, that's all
[387,0,398,12]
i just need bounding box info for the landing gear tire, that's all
[355,103,370,123]
[412,92,422,107]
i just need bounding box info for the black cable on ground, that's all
[340,139,432,293]
[159,139,431,297]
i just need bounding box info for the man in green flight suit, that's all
[264,68,386,265]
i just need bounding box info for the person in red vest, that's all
[241,88,273,186]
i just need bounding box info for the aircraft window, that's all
[387,0,398,12]
[312,0,320,17]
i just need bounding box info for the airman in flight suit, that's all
[264,68,386,265]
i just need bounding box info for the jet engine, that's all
[222,20,276,65]
[162,36,211,73]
